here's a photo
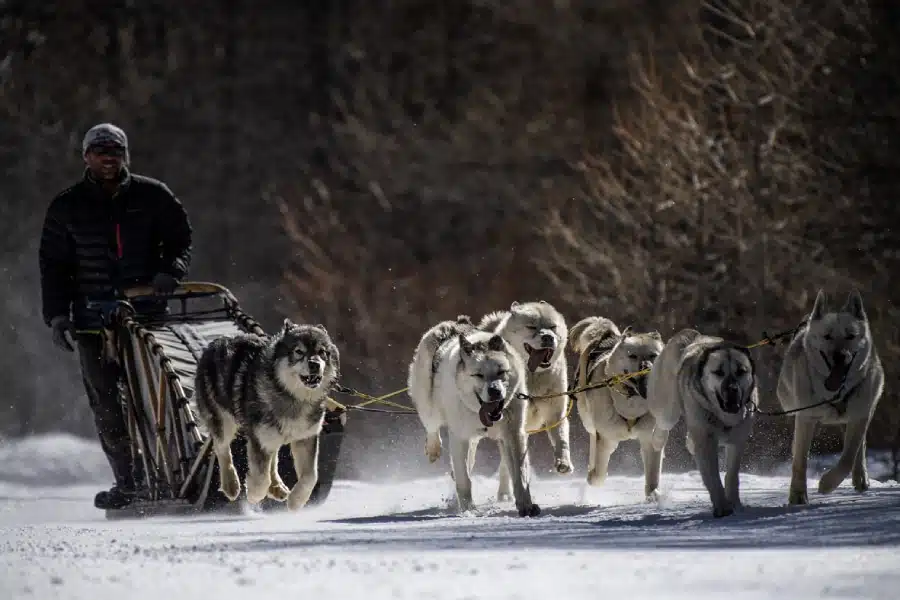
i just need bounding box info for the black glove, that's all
[151,272,179,295]
[50,315,75,352]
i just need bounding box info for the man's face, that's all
[84,144,126,180]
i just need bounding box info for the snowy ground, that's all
[2,435,899,600]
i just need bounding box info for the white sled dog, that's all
[478,301,572,481]
[647,329,758,517]
[194,319,340,511]
[407,316,541,517]
[569,316,665,499]
[777,289,884,505]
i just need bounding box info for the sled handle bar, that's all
[122,281,238,304]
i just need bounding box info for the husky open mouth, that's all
[478,401,504,428]
[822,351,852,392]
[623,375,648,399]
[524,343,554,372]
[300,374,322,388]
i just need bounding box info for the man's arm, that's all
[38,196,75,327]
[156,184,193,280]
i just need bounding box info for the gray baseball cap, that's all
[82,123,128,153]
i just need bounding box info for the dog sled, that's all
[92,281,346,520]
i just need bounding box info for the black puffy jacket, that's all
[39,168,193,330]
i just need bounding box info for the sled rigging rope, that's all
[323,320,813,426]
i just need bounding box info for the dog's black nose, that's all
[308,360,321,373]
[639,360,653,371]
[487,385,503,401]
[540,333,555,347]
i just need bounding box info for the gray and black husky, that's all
[194,318,340,510]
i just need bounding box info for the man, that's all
[38,123,193,510]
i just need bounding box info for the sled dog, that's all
[478,301,572,484]
[194,319,340,510]
[777,289,884,505]
[569,316,665,499]
[647,329,758,517]
[407,319,540,517]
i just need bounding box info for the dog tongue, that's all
[478,402,503,428]
[825,364,849,392]
[527,348,551,372]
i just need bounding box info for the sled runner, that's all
[92,282,346,520]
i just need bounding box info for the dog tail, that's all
[568,316,620,354]
[477,310,508,332]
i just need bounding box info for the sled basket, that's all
[98,281,345,519]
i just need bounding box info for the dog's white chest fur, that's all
[613,392,649,420]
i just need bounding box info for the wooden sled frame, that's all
[96,281,346,519]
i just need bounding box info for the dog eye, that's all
[735,367,747,376]
[844,333,856,340]
[473,373,485,379]
[713,369,725,377]
[497,370,508,378]
[628,353,637,360]
[823,334,833,341]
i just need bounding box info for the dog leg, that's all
[449,434,474,513]
[496,447,512,502]
[500,427,540,517]
[267,450,290,502]
[425,430,442,463]
[214,441,241,502]
[245,436,273,505]
[466,437,480,475]
[210,416,241,502]
[691,430,730,517]
[545,405,573,474]
[723,442,744,512]
[651,426,670,453]
[788,417,817,505]
[587,432,616,487]
[287,435,320,511]
[852,431,870,492]
[639,436,663,500]
[819,417,868,495]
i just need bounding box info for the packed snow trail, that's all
[3,460,899,600]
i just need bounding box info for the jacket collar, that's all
[83,166,132,196]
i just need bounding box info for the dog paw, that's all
[219,465,241,501]
[645,489,660,503]
[555,457,573,474]
[712,504,734,518]
[586,468,605,487]
[788,488,808,505]
[853,476,870,493]
[818,469,845,495]
[497,491,512,503]
[246,484,269,505]
[425,435,442,463]
[267,481,291,502]
[287,489,311,511]
[518,503,541,518]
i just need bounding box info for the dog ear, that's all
[459,333,473,356]
[647,330,662,340]
[810,289,827,321]
[315,324,327,333]
[282,317,294,333]
[842,289,867,321]
[619,325,633,338]
[456,315,473,326]
[487,334,505,352]
[510,301,520,311]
